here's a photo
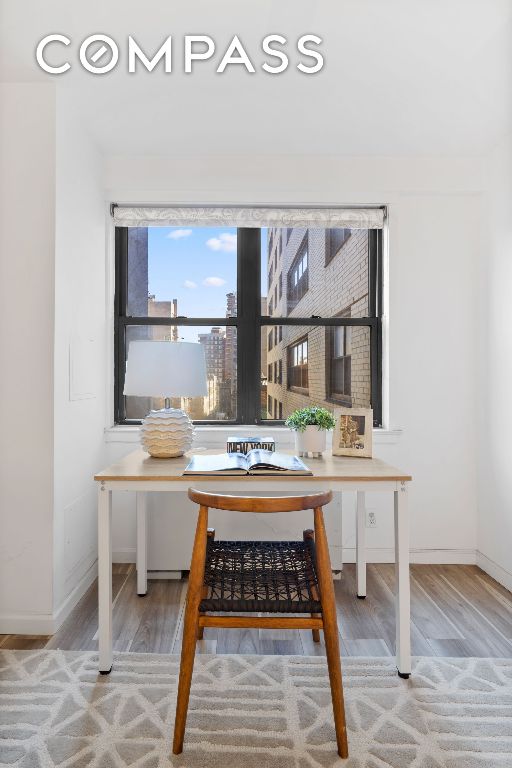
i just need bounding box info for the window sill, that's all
[104,424,403,446]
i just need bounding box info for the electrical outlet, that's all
[366,510,377,528]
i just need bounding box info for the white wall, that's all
[477,135,512,589]
[104,154,481,568]
[0,84,56,632]
[0,83,108,633]
[52,93,107,621]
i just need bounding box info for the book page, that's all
[183,453,248,474]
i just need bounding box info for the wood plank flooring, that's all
[2,564,511,657]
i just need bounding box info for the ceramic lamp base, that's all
[140,408,194,458]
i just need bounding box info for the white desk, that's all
[95,449,412,676]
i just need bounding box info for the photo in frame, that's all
[332,408,373,458]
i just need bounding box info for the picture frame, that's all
[332,408,373,458]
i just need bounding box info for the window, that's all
[327,319,352,404]
[268,395,273,414]
[325,228,351,265]
[287,336,309,391]
[286,227,292,243]
[287,237,309,311]
[115,223,383,425]
[278,272,283,300]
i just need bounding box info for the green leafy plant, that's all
[285,406,335,432]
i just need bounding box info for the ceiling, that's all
[1,0,511,157]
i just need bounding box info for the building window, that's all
[268,395,273,414]
[287,237,309,311]
[327,321,352,404]
[278,272,283,300]
[115,223,383,426]
[325,228,351,265]
[286,227,292,243]
[278,401,283,419]
[287,336,309,392]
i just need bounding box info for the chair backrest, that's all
[188,488,332,513]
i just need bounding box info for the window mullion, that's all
[237,228,261,424]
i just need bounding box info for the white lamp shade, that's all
[123,340,207,398]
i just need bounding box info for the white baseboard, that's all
[0,560,98,636]
[7,547,505,637]
[52,560,98,632]
[113,548,137,563]
[0,612,56,636]
[476,550,512,592]
[341,547,477,564]
[114,547,477,567]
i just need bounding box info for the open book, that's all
[183,450,312,476]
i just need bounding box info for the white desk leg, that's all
[98,483,113,674]
[136,492,148,596]
[394,482,411,678]
[356,491,366,598]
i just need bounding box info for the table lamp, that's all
[124,340,207,458]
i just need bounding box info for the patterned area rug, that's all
[1,651,511,768]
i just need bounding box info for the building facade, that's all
[265,227,371,420]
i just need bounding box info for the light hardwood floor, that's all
[2,564,512,657]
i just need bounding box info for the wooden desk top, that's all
[95,449,411,483]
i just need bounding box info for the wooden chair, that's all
[172,489,348,759]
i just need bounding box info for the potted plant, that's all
[285,406,336,457]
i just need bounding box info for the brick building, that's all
[265,227,371,419]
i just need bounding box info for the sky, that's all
[147,226,267,342]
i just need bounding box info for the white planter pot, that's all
[293,426,327,457]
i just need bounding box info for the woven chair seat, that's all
[199,539,322,614]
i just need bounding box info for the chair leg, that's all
[198,528,215,640]
[173,506,209,755]
[304,529,321,643]
[314,508,349,759]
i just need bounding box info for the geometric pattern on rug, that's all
[1,651,512,768]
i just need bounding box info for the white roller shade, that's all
[112,205,384,229]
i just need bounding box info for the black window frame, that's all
[115,225,383,427]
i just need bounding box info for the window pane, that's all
[261,227,369,319]
[127,226,237,318]
[124,324,237,421]
[260,324,371,420]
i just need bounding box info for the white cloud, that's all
[206,233,237,252]
[183,280,197,289]
[167,228,193,240]
[203,276,227,287]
